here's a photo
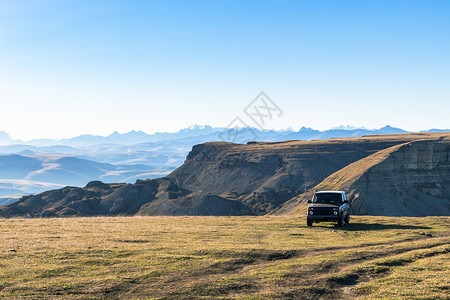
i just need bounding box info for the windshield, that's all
[312,193,342,205]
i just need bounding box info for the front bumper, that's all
[307,215,339,222]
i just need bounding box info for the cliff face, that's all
[348,140,450,216]
[278,137,450,216]
[1,132,449,217]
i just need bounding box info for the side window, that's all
[342,194,347,201]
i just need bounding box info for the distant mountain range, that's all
[1,124,449,147]
[0,125,448,201]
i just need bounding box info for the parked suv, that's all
[306,191,350,227]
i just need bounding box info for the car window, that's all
[313,193,342,205]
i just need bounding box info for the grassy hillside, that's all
[1,216,449,299]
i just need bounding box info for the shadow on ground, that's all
[343,222,431,231]
[312,222,432,231]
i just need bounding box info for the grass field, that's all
[0,216,449,299]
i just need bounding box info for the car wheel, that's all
[307,218,313,227]
[337,215,344,227]
[344,214,350,224]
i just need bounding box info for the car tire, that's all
[307,218,313,227]
[344,214,350,224]
[337,215,344,227]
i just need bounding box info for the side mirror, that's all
[307,200,312,203]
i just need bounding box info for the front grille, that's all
[311,208,334,216]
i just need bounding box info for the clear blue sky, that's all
[1,0,449,140]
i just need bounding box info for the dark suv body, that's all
[306,191,350,227]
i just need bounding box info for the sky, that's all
[0,0,449,140]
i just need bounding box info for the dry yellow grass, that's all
[0,216,449,299]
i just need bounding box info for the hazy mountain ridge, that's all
[2,125,446,147]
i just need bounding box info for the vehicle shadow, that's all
[336,222,432,231]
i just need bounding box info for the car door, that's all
[342,193,349,216]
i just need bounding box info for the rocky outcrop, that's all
[0,180,152,217]
[0,177,248,217]
[0,132,449,217]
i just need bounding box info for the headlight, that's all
[309,211,314,215]
[333,211,338,215]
